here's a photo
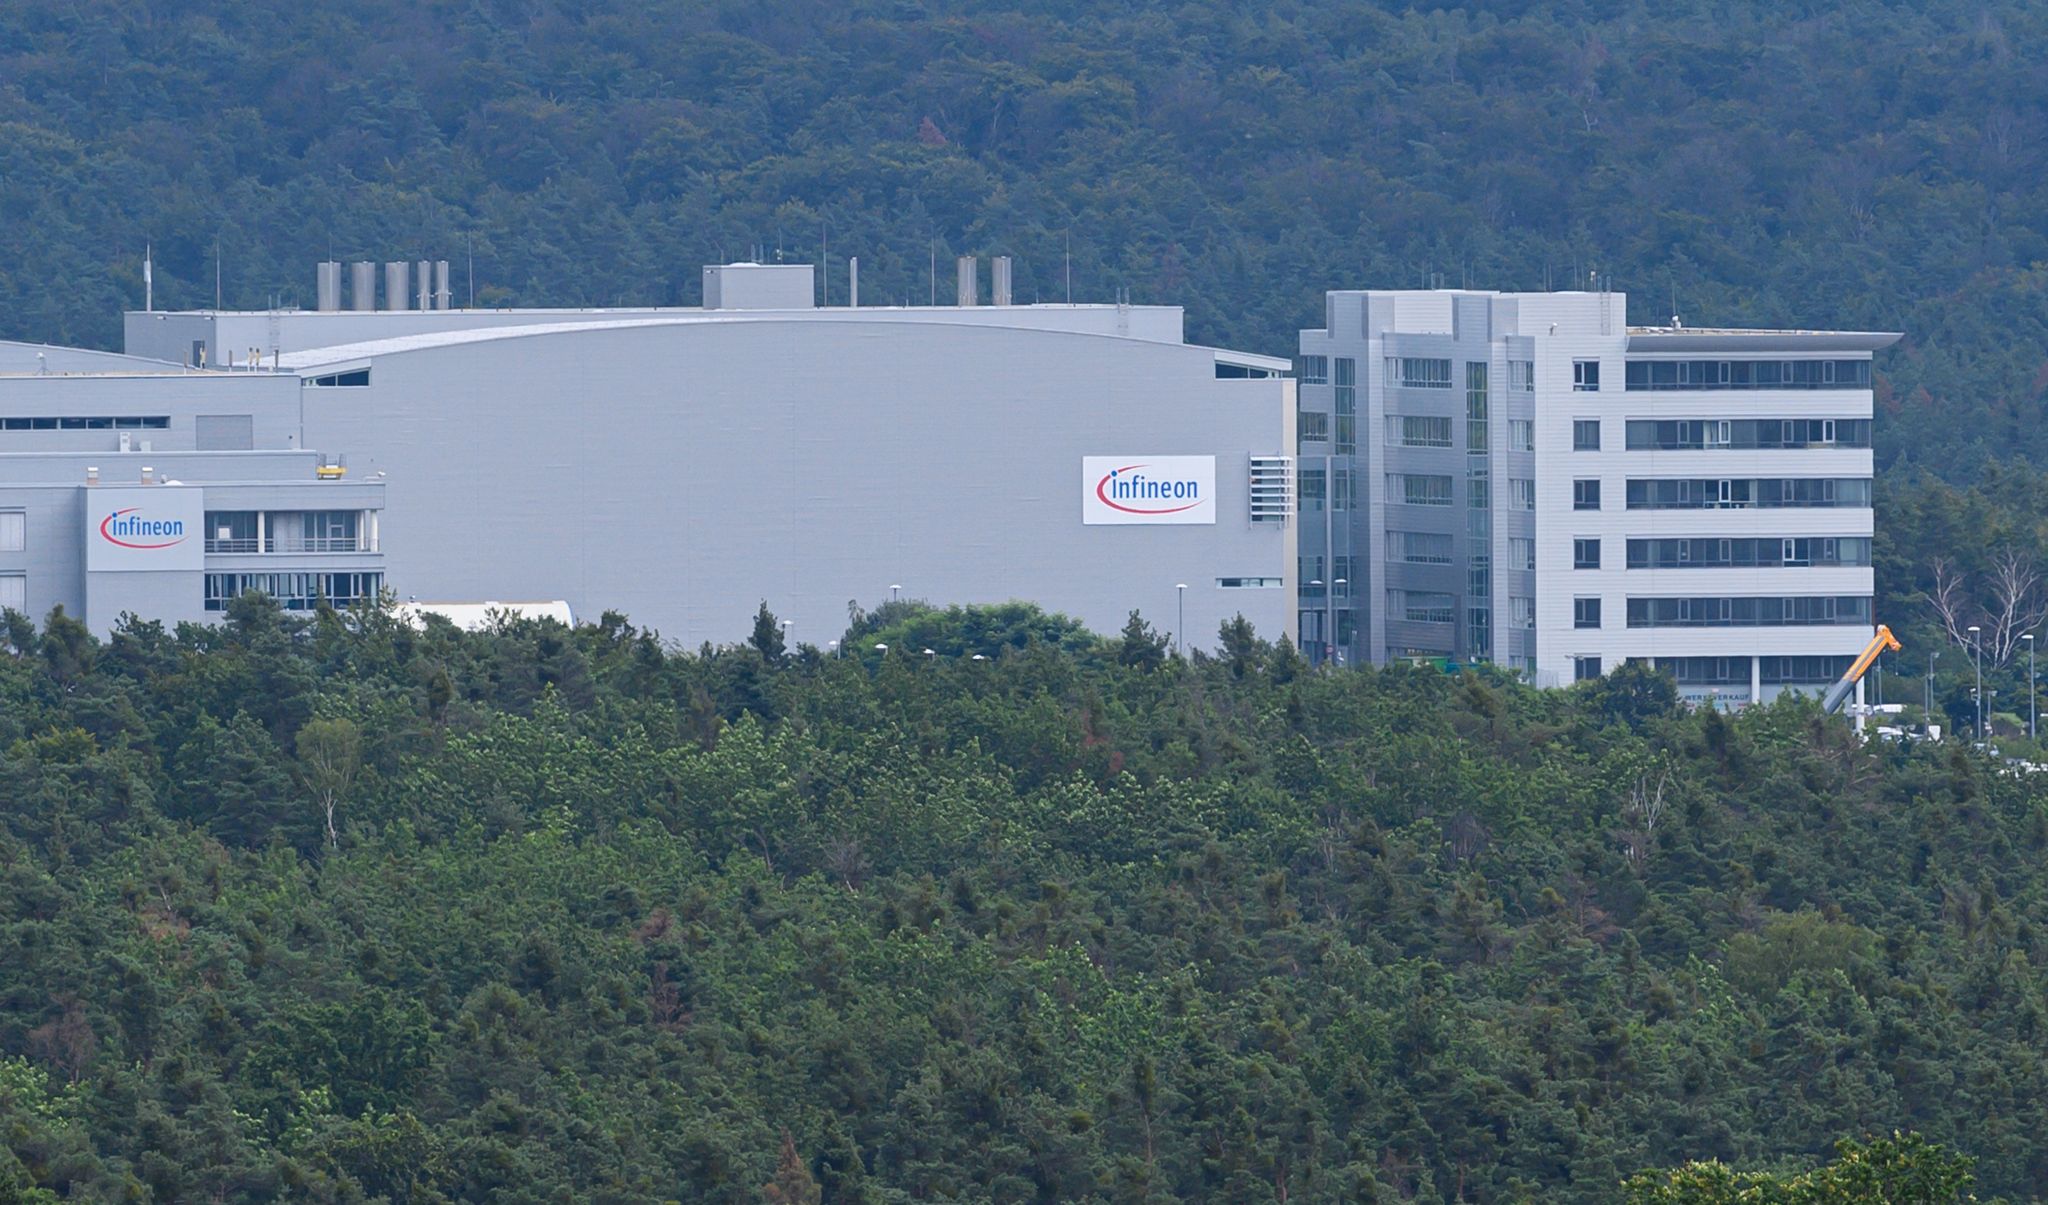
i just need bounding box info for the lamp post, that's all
[1175,583,1187,655]
[828,640,840,659]
[889,583,901,603]
[1307,580,1325,664]
[1927,649,1938,726]
[2027,633,2037,740]
[1331,577,1347,668]
[1968,625,1983,740]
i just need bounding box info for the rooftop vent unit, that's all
[350,262,376,312]
[316,261,342,312]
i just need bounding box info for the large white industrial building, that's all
[1,259,1297,648]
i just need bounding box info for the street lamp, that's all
[1331,577,1348,668]
[828,639,840,659]
[889,583,901,603]
[1175,583,1188,655]
[1307,580,1324,664]
[2027,633,2037,740]
[1927,648,1938,727]
[780,619,793,651]
[1968,625,1984,740]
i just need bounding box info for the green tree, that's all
[751,601,786,662]
[1116,610,1167,672]
[296,717,362,849]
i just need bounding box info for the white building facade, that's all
[1298,288,1898,703]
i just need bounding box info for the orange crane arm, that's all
[1822,624,1901,715]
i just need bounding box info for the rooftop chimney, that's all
[956,256,978,307]
[848,256,859,308]
[416,260,432,310]
[434,260,452,310]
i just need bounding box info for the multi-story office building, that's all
[1297,288,1897,703]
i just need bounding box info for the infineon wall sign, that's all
[86,486,204,572]
[1082,456,1216,525]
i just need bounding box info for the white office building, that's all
[1297,288,1898,702]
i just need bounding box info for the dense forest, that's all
[4,0,2047,701]
[0,595,2034,1200]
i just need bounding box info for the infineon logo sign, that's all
[86,486,204,572]
[1082,456,1216,525]
[101,508,188,550]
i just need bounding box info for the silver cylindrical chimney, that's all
[316,261,342,312]
[992,256,1013,306]
[956,256,977,307]
[848,256,858,308]
[350,261,376,312]
[384,261,409,311]
[434,260,452,309]
[416,260,432,310]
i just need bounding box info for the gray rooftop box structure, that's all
[701,263,815,310]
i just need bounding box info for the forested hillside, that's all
[0,596,2039,1200]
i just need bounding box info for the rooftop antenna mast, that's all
[467,234,475,308]
[214,234,222,311]
[143,242,153,312]
[1064,231,1072,304]
[929,240,936,306]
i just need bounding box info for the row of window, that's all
[1387,357,1454,389]
[1621,595,1874,628]
[1624,359,1872,391]
[1621,477,1873,509]
[0,416,170,431]
[1651,655,1858,686]
[1302,356,1869,395]
[1625,536,1872,569]
[1623,418,1871,450]
[1387,589,1455,625]
[1376,475,1872,513]
[1387,472,1453,506]
[1574,655,1858,685]
[204,511,371,554]
[1389,530,1454,564]
[204,572,385,612]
